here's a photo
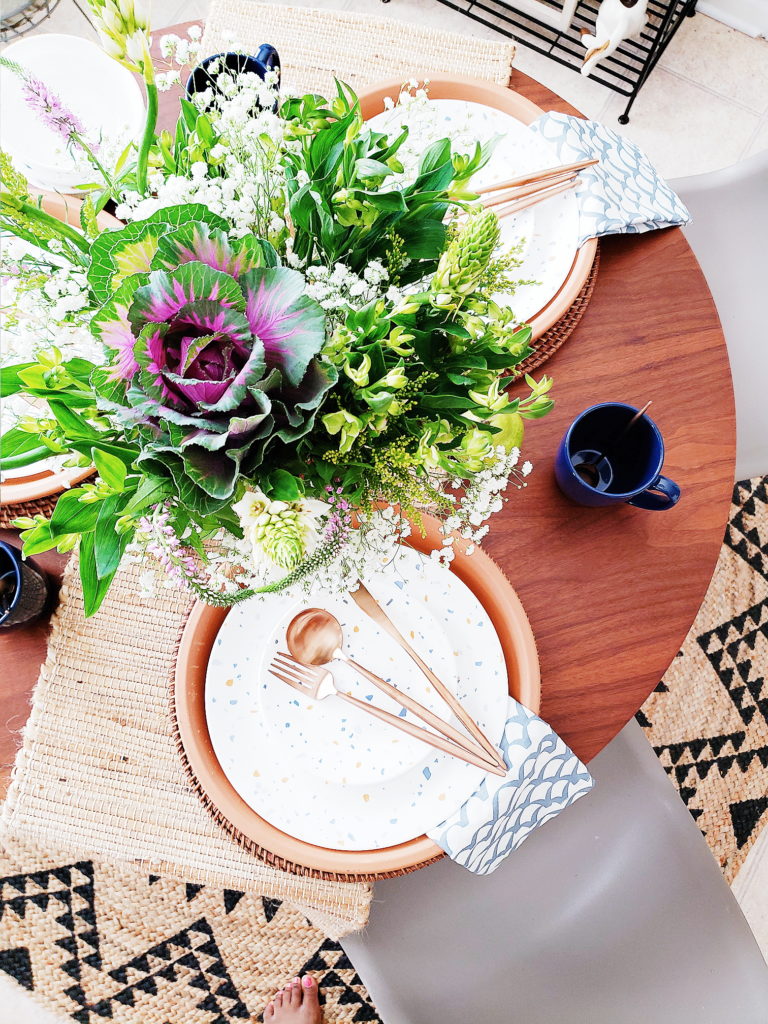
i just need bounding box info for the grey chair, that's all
[342,154,768,1022]
[671,149,768,480]
[343,720,768,1023]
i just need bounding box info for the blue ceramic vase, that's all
[186,44,280,110]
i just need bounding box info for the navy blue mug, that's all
[186,45,280,109]
[554,402,681,510]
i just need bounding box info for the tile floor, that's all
[1,1,766,1020]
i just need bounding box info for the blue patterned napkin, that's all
[530,111,690,248]
[427,698,594,874]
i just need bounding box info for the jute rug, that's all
[0,835,381,1023]
[639,476,768,954]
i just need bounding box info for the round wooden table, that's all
[0,32,736,800]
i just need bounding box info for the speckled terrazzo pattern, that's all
[205,547,509,851]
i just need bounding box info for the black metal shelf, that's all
[429,0,698,123]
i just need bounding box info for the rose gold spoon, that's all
[286,608,505,775]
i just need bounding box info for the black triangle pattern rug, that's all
[639,476,768,883]
[0,839,381,1023]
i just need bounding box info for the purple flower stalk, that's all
[24,75,91,148]
[138,508,198,587]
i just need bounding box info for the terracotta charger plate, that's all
[0,194,121,507]
[356,74,598,342]
[174,516,541,879]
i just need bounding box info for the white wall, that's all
[698,0,768,38]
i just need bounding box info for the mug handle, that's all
[627,474,681,511]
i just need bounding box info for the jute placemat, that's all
[0,834,381,1023]
[639,476,768,955]
[0,557,371,940]
[201,0,516,96]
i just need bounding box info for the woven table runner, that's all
[201,0,516,96]
[0,557,370,939]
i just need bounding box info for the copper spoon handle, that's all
[350,583,505,769]
[337,691,506,776]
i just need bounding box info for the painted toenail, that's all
[293,976,300,984]
[302,975,313,988]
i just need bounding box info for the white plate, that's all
[0,34,145,194]
[366,98,581,324]
[205,546,509,850]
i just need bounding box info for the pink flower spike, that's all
[23,74,89,147]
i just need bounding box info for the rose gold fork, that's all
[269,653,506,776]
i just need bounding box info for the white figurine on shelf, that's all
[580,0,649,77]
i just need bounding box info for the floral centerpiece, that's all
[0,11,553,616]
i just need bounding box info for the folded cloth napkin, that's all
[530,111,690,248]
[427,697,594,874]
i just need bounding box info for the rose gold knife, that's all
[349,582,506,770]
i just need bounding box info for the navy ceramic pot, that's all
[0,542,48,628]
[186,45,280,110]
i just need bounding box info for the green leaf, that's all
[64,357,99,383]
[0,362,35,397]
[16,365,49,390]
[421,394,478,410]
[415,138,452,177]
[180,97,199,131]
[355,189,407,213]
[264,468,304,502]
[50,489,100,536]
[355,158,393,178]
[67,438,138,465]
[309,107,357,176]
[123,474,173,515]
[396,219,447,260]
[92,448,127,491]
[94,495,129,578]
[20,523,60,556]
[0,443,52,471]
[145,203,229,232]
[0,426,47,462]
[91,367,127,406]
[79,531,118,617]
[48,400,98,439]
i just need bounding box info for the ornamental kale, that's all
[90,206,335,509]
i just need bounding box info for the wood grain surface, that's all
[0,27,735,801]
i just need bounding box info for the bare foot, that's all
[263,975,322,1023]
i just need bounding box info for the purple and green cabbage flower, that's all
[90,205,335,509]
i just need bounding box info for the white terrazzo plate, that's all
[205,546,509,851]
